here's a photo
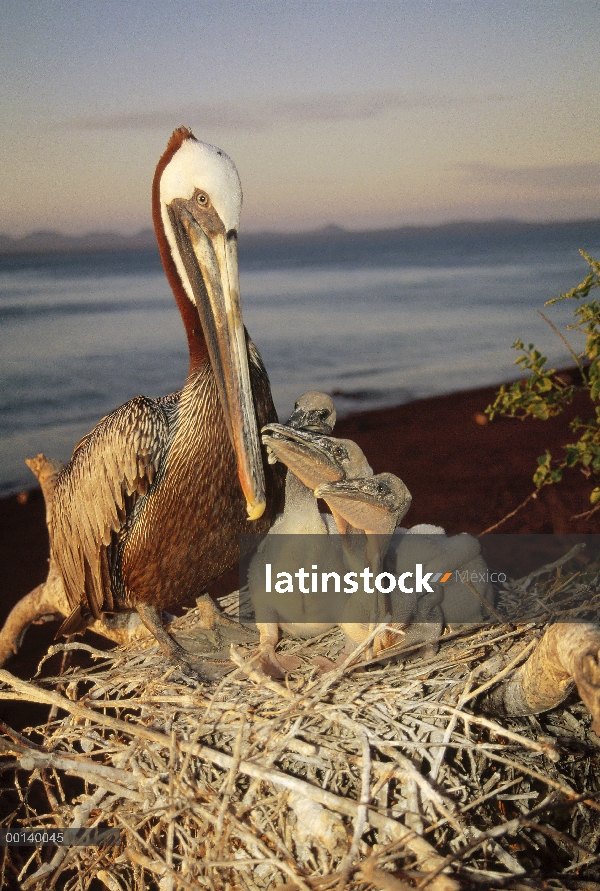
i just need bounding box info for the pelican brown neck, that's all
[152,128,208,372]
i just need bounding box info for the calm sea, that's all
[1,220,599,496]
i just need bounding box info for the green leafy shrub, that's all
[486,251,600,506]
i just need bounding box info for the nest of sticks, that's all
[1,554,600,891]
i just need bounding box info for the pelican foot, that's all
[152,636,216,682]
[168,654,209,683]
[198,627,223,651]
[256,646,302,679]
[312,655,346,674]
[136,601,211,680]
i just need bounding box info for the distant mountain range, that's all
[1,218,599,256]
[0,229,158,255]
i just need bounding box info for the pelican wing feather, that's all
[52,395,170,624]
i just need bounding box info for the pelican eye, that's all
[195,191,210,207]
[332,446,348,460]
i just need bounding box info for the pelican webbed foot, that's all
[255,644,302,679]
[310,632,363,674]
[136,601,208,680]
[253,622,302,677]
[312,654,344,674]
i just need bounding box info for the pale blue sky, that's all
[1,0,599,235]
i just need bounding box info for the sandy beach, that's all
[0,376,597,681]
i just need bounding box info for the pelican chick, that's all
[313,473,414,669]
[315,473,411,569]
[264,391,336,466]
[261,423,375,576]
[386,526,494,626]
[248,393,344,677]
[261,424,372,497]
[286,391,337,435]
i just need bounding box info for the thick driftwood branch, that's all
[0,576,65,665]
[0,561,153,666]
[480,623,600,734]
[24,454,64,528]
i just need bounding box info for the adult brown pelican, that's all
[51,127,283,675]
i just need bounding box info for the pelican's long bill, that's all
[314,475,412,534]
[261,424,346,490]
[168,201,266,520]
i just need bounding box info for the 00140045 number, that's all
[0,827,120,846]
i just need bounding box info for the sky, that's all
[1,0,599,236]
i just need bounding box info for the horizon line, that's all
[2,214,600,246]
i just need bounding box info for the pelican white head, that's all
[160,136,242,233]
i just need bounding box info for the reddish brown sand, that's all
[0,379,598,687]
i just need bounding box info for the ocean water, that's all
[1,221,599,496]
